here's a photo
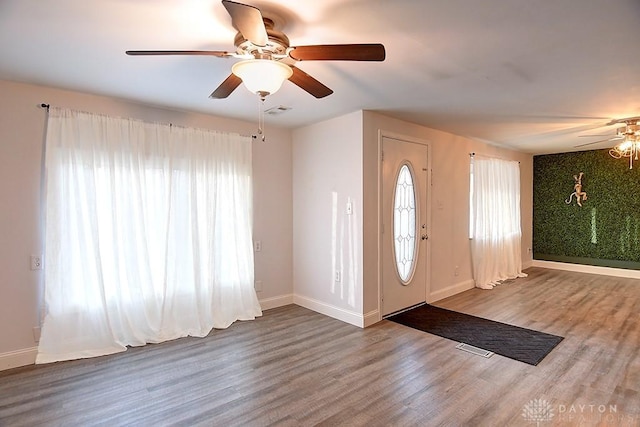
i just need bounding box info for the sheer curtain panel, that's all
[470,157,527,289]
[37,108,262,363]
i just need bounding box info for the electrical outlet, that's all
[254,280,262,292]
[454,265,459,276]
[254,241,262,252]
[30,255,43,270]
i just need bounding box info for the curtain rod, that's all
[39,103,259,141]
[469,152,520,164]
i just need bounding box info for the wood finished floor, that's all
[1,267,639,426]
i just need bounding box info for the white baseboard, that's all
[293,295,365,328]
[429,279,476,303]
[532,260,640,279]
[363,309,381,327]
[0,347,38,372]
[259,293,294,311]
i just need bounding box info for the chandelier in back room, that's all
[608,119,640,169]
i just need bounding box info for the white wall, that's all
[292,111,365,326]
[0,79,293,369]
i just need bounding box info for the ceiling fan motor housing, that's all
[234,18,290,59]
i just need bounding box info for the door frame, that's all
[377,130,432,319]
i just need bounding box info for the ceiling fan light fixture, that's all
[232,59,292,96]
[609,121,640,169]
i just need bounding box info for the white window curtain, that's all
[470,157,527,289]
[37,108,261,363]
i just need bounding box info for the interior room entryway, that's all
[380,134,431,316]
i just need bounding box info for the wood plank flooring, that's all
[1,267,640,426]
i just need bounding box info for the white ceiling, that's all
[1,0,639,154]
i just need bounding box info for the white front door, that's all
[381,136,430,316]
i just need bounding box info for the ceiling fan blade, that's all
[222,0,268,47]
[607,116,640,126]
[288,67,333,98]
[209,74,242,99]
[574,139,611,148]
[574,135,624,148]
[126,50,232,57]
[579,126,626,138]
[289,44,386,61]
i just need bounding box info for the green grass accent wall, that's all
[533,149,640,270]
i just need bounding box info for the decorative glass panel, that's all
[393,164,417,283]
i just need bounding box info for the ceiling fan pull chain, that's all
[257,94,266,142]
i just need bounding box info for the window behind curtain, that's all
[469,157,527,289]
[37,108,262,364]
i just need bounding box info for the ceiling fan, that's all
[574,117,640,148]
[126,0,386,100]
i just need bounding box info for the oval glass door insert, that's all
[393,163,417,284]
